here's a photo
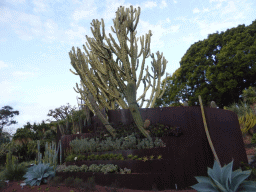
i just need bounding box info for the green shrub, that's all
[251,133,256,144]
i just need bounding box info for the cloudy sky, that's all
[1,0,255,137]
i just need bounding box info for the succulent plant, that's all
[183,101,188,106]
[120,167,131,174]
[190,159,256,191]
[101,164,119,174]
[210,101,218,108]
[144,119,151,129]
[251,133,256,144]
[22,163,56,186]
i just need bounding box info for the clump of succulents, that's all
[68,132,166,155]
[190,159,256,191]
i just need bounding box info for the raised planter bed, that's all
[66,159,167,174]
[55,171,193,191]
[63,136,168,160]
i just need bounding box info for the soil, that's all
[1,134,255,192]
[243,133,256,155]
[0,180,197,192]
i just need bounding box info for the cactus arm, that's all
[125,82,151,139]
[69,6,168,139]
[86,86,117,138]
[199,95,221,167]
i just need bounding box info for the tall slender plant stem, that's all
[199,95,221,167]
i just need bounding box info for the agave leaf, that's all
[237,180,256,191]
[231,170,253,191]
[192,176,220,191]
[207,162,222,183]
[238,181,256,192]
[190,182,219,191]
[209,177,227,191]
[220,161,233,189]
[23,163,55,186]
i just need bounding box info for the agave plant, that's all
[22,163,56,186]
[190,158,256,191]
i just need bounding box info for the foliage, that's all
[45,103,78,123]
[44,103,92,136]
[120,167,132,174]
[190,159,256,191]
[23,162,56,186]
[155,20,256,109]
[251,133,256,144]
[68,132,166,154]
[242,86,256,105]
[65,152,161,162]
[239,111,256,135]
[58,163,123,174]
[0,105,19,144]
[153,67,189,108]
[224,99,255,119]
[0,150,29,182]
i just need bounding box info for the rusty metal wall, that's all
[56,106,247,174]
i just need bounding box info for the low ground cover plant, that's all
[65,152,163,162]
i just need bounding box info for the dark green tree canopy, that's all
[155,19,256,109]
[0,105,19,142]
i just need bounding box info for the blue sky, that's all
[1,0,256,137]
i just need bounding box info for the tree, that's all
[69,5,168,140]
[153,67,191,108]
[241,86,256,106]
[0,106,19,141]
[155,20,256,109]
[4,120,58,163]
[45,103,78,123]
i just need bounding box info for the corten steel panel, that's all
[202,106,248,171]
[56,106,247,179]
[107,106,247,171]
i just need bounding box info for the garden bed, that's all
[0,179,197,192]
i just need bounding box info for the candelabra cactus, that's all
[69,5,168,141]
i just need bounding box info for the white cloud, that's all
[6,0,25,6]
[221,1,237,15]
[143,1,158,9]
[160,0,168,9]
[166,18,171,23]
[12,71,37,80]
[173,0,177,3]
[182,33,198,45]
[209,0,227,2]
[195,19,238,38]
[72,7,98,22]
[193,8,200,14]
[203,8,210,12]
[174,16,187,22]
[32,0,49,13]
[0,61,8,70]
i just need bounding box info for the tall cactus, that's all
[86,86,117,138]
[34,140,62,172]
[69,5,168,140]
[5,145,19,171]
